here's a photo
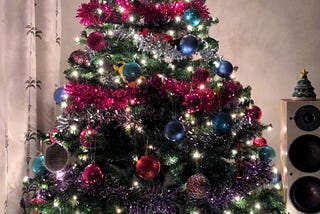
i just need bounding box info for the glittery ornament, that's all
[54,87,66,104]
[82,164,104,184]
[68,50,90,66]
[122,62,142,82]
[136,154,161,179]
[87,32,106,51]
[245,105,262,123]
[253,136,267,147]
[192,67,210,87]
[32,155,46,173]
[179,35,199,55]
[49,127,58,144]
[183,8,201,27]
[216,60,233,78]
[259,145,276,160]
[44,143,68,172]
[183,93,202,113]
[80,128,98,148]
[211,112,233,134]
[186,173,210,199]
[77,1,113,27]
[164,120,185,141]
[30,197,45,204]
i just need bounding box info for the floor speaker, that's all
[280,99,320,214]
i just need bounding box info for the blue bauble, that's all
[183,9,202,27]
[179,35,199,55]
[211,112,233,134]
[32,155,45,173]
[54,87,66,104]
[259,146,276,160]
[271,172,282,185]
[122,62,142,82]
[216,60,233,78]
[164,120,185,141]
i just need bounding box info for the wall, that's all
[60,0,320,167]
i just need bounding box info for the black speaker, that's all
[280,99,320,214]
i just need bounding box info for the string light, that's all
[129,16,135,22]
[98,68,104,74]
[133,180,139,188]
[192,150,202,159]
[224,210,232,214]
[69,124,78,134]
[116,207,123,213]
[187,25,193,31]
[267,124,273,131]
[23,176,29,183]
[175,16,181,22]
[255,203,261,210]
[140,59,147,65]
[114,77,121,84]
[74,37,80,44]
[187,66,193,72]
[71,70,79,78]
[98,59,104,66]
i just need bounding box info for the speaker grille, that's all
[294,105,320,131]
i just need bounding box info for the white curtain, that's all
[0,0,61,212]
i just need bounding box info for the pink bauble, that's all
[253,137,267,147]
[136,154,161,179]
[80,128,98,148]
[183,93,202,113]
[69,50,90,66]
[87,32,106,51]
[82,164,104,184]
[245,105,262,123]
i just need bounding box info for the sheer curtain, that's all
[0,0,61,212]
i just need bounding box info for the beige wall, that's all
[60,1,320,167]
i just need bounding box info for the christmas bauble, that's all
[183,93,202,113]
[245,105,262,123]
[32,155,45,173]
[53,87,66,104]
[192,67,211,87]
[80,128,98,148]
[82,164,104,184]
[216,60,233,78]
[44,143,68,172]
[271,172,282,185]
[68,49,90,66]
[259,145,276,160]
[253,136,267,147]
[136,154,161,179]
[186,173,210,199]
[183,8,201,27]
[179,35,199,55]
[49,127,58,144]
[122,62,142,82]
[211,112,233,134]
[164,120,185,141]
[87,31,106,51]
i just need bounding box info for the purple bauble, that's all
[179,35,199,55]
[216,60,233,78]
[82,164,104,184]
[87,32,106,51]
[164,120,185,141]
[245,105,262,123]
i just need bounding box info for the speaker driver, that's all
[294,105,320,131]
[290,176,320,213]
[289,135,320,173]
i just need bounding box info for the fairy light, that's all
[175,16,181,22]
[69,124,78,134]
[206,121,211,126]
[136,126,143,133]
[108,30,114,36]
[140,59,147,65]
[119,6,125,13]
[198,25,203,30]
[98,59,104,66]
[231,149,237,156]
[168,30,175,36]
[133,180,139,188]
[230,73,236,79]
[74,37,80,44]
[116,208,123,214]
[148,145,154,150]
[137,78,143,85]
[187,25,193,31]
[187,66,193,72]
[273,167,278,174]
[274,183,281,190]
[199,84,205,90]
[267,124,273,131]
[153,54,158,59]
[129,16,135,22]
[217,82,223,88]
[61,101,68,108]
[133,155,139,162]
[251,154,257,160]
[114,77,121,84]
[23,176,29,183]
[255,203,261,210]
[98,68,104,74]
[246,140,252,146]
[231,113,237,119]
[96,8,103,15]
[224,211,232,214]
[192,150,202,159]
[133,33,140,41]
[125,107,130,112]
[53,198,60,207]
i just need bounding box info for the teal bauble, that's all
[259,145,276,160]
[122,62,142,82]
[211,112,233,134]
[183,9,201,27]
[32,155,46,173]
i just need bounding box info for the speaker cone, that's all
[294,105,320,131]
[289,135,320,173]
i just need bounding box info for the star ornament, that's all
[300,69,308,78]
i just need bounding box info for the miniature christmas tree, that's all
[21,0,285,213]
[292,69,317,100]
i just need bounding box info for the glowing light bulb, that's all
[255,203,261,210]
[23,176,29,183]
[129,16,135,22]
[187,25,193,31]
[267,125,273,131]
[133,180,139,187]
[116,207,122,213]
[187,66,193,72]
[175,16,181,22]
[96,8,103,15]
[69,124,78,134]
[98,60,104,66]
[198,25,203,30]
[114,77,121,84]
[119,6,125,13]
[74,37,80,43]
[140,59,147,65]
[192,150,202,159]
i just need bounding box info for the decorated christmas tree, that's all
[292,69,317,100]
[21,0,285,213]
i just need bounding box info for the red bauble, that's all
[80,128,98,148]
[245,105,262,123]
[136,154,161,179]
[183,93,202,113]
[69,50,90,66]
[192,67,210,87]
[253,136,267,147]
[186,173,210,199]
[82,164,104,184]
[87,32,106,51]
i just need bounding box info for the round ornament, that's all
[259,145,276,160]
[136,154,161,180]
[53,87,66,104]
[32,155,46,173]
[216,60,233,78]
[192,67,211,87]
[87,31,106,51]
[183,93,202,113]
[80,127,98,148]
[186,173,210,199]
[211,112,233,134]
[68,50,90,66]
[245,105,262,123]
[183,8,201,27]
[122,62,142,82]
[82,164,104,184]
[164,120,185,141]
[44,143,69,172]
[179,35,199,55]
[253,136,267,147]
[49,127,58,144]
[271,172,282,185]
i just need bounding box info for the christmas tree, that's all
[21,0,285,213]
[292,69,317,100]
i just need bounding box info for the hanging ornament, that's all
[121,62,142,82]
[183,8,202,27]
[79,127,98,148]
[87,31,106,51]
[164,120,185,141]
[211,112,233,134]
[183,93,202,113]
[53,87,66,104]
[186,173,211,199]
[215,60,233,78]
[82,164,104,184]
[271,172,282,185]
[30,197,45,205]
[68,49,90,66]
[179,35,199,55]
[259,145,276,160]
[192,67,211,87]
[44,143,69,172]
[253,136,267,147]
[49,127,58,144]
[245,105,262,123]
[32,155,46,173]
[136,154,161,180]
